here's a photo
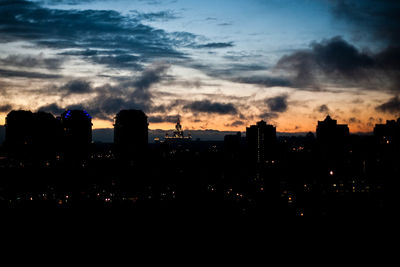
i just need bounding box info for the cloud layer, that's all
[275,36,400,91]
[38,62,171,120]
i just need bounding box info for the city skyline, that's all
[1,107,396,215]
[2,108,398,145]
[1,0,399,133]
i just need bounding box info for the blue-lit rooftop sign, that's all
[83,110,92,119]
[63,110,92,120]
[64,110,71,119]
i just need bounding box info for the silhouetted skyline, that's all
[0,108,398,216]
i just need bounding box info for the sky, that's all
[0,0,399,133]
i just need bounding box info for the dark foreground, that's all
[0,138,393,218]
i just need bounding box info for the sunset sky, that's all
[0,0,399,133]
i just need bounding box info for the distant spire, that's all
[325,114,332,121]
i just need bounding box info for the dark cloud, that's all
[183,100,237,115]
[375,96,400,114]
[90,54,141,69]
[330,0,400,44]
[227,120,245,127]
[310,37,374,76]
[59,49,142,69]
[259,112,279,121]
[275,36,400,91]
[325,1,400,93]
[36,0,97,5]
[59,49,99,57]
[131,63,170,92]
[126,62,170,107]
[217,22,233,27]
[195,42,234,49]
[375,46,400,73]
[148,115,180,123]
[162,79,219,89]
[265,94,289,113]
[0,0,194,70]
[37,103,65,115]
[130,10,180,21]
[0,104,12,112]
[0,68,62,79]
[348,117,361,124]
[136,0,167,6]
[0,1,235,74]
[186,61,290,88]
[234,76,292,87]
[0,54,65,70]
[317,104,330,113]
[189,62,265,76]
[60,80,92,95]
[36,62,170,120]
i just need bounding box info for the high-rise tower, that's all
[114,109,148,161]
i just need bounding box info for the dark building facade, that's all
[32,111,60,160]
[316,115,349,156]
[4,110,34,159]
[246,120,276,164]
[374,118,400,164]
[114,109,148,161]
[60,110,92,161]
[316,115,349,144]
[316,115,350,178]
[224,132,242,161]
[5,110,60,160]
[374,118,400,147]
[164,117,192,151]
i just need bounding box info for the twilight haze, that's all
[0,0,399,133]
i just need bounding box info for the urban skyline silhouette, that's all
[0,108,397,217]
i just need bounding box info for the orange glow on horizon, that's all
[0,112,396,134]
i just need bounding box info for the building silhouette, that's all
[4,110,60,161]
[4,110,34,159]
[32,111,60,161]
[246,120,276,164]
[374,118,400,167]
[316,115,349,144]
[224,132,242,161]
[374,118,400,147]
[165,117,191,140]
[0,125,5,146]
[316,115,349,157]
[60,109,92,161]
[164,117,192,152]
[315,115,350,180]
[114,109,148,161]
[0,108,390,216]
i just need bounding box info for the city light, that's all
[0,109,394,216]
